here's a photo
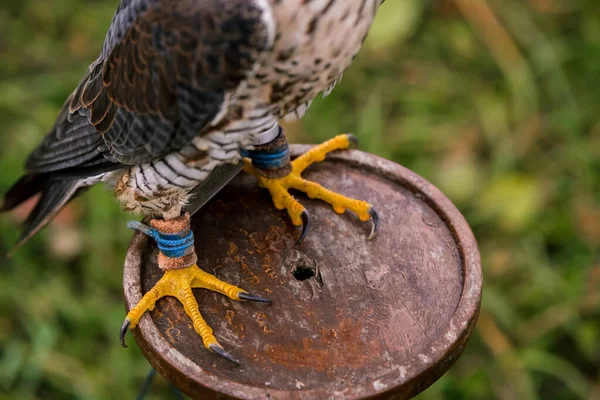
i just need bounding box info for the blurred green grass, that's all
[0,0,598,398]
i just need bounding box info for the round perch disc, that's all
[123,146,482,400]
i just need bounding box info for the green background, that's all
[0,0,598,398]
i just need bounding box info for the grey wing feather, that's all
[25,95,116,175]
[26,0,273,175]
[4,0,274,250]
[71,0,274,165]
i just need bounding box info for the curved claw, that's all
[297,210,310,245]
[209,343,240,366]
[238,292,271,303]
[368,207,380,240]
[346,134,359,149]
[120,318,131,348]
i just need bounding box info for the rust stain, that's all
[227,241,238,256]
[225,309,235,325]
[265,225,282,243]
[265,317,381,371]
[164,316,182,343]
[213,263,224,273]
[152,309,164,318]
[263,255,278,279]
[329,328,340,341]
[223,309,246,339]
[232,255,260,285]
[255,313,273,334]
[263,267,277,279]
[165,326,181,342]
[248,231,265,252]
[265,225,296,251]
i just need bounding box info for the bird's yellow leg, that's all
[245,134,379,242]
[290,134,356,173]
[121,213,269,365]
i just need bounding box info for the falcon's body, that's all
[115,0,381,217]
[4,0,381,229]
[3,0,384,363]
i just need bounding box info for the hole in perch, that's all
[293,265,315,281]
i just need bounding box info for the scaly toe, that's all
[238,292,271,303]
[333,205,345,214]
[368,207,380,240]
[209,343,240,365]
[120,318,131,348]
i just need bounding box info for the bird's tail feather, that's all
[2,176,81,254]
[0,174,47,213]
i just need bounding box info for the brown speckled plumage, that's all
[3,0,384,242]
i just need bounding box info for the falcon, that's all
[2,0,384,364]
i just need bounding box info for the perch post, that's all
[123,146,482,400]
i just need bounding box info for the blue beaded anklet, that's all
[241,126,290,170]
[128,221,194,259]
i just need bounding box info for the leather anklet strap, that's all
[242,126,292,179]
[128,212,197,270]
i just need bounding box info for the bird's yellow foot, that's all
[121,213,269,365]
[245,134,379,243]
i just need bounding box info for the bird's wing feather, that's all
[72,0,274,165]
[5,0,274,249]
[25,95,111,174]
[27,0,274,174]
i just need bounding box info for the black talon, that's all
[297,210,310,244]
[368,207,380,240]
[238,292,271,303]
[120,318,130,348]
[346,134,359,149]
[209,343,240,366]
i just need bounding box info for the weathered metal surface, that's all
[123,146,482,400]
